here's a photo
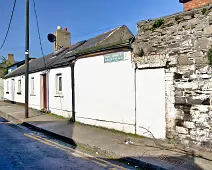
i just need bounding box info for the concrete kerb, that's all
[22,122,77,148]
[0,111,22,124]
[0,110,167,170]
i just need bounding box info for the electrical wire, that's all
[0,26,123,52]
[32,0,47,68]
[71,25,121,38]
[0,0,17,50]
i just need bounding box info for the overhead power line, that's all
[0,0,17,50]
[0,26,120,51]
[32,0,46,68]
[71,25,121,38]
[0,24,123,53]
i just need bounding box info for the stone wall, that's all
[133,4,212,149]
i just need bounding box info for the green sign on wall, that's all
[104,52,125,63]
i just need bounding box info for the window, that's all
[6,81,9,94]
[17,79,21,94]
[31,77,35,94]
[56,74,62,94]
[58,76,62,92]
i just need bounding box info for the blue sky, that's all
[0,0,183,61]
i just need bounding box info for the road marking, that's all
[24,133,127,170]
[71,152,107,167]
[0,122,13,124]
[24,134,55,147]
[25,134,108,168]
[32,134,127,170]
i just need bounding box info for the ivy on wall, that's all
[208,48,212,65]
[151,18,164,31]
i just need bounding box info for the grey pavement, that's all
[0,101,212,170]
[0,116,130,170]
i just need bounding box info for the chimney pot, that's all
[64,28,68,31]
[57,26,62,30]
[184,0,212,11]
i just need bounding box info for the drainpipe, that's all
[47,70,50,113]
[70,62,76,122]
[134,63,138,134]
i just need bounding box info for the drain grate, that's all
[157,155,186,166]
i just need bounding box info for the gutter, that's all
[78,43,131,56]
[5,39,133,79]
[65,38,133,59]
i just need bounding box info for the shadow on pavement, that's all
[22,120,77,149]
[103,155,204,170]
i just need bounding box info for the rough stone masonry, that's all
[132,4,212,150]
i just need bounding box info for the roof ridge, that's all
[94,26,122,47]
[5,59,34,78]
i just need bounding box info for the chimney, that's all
[7,54,15,65]
[54,26,71,51]
[182,0,212,11]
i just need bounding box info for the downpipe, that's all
[134,63,138,134]
[70,62,76,122]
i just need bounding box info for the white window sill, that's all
[54,94,64,98]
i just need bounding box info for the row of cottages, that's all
[4,0,212,149]
[4,25,167,139]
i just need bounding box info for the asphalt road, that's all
[0,117,131,170]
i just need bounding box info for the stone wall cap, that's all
[137,3,212,26]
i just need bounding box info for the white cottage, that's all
[4,25,141,135]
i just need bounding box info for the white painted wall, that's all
[0,78,4,100]
[4,75,25,103]
[29,72,42,110]
[4,78,10,101]
[48,67,72,118]
[136,68,166,139]
[3,52,167,139]
[4,77,15,102]
[3,67,73,118]
[75,51,135,133]
[4,72,43,110]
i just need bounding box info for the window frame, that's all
[31,77,35,95]
[56,73,62,95]
[17,79,21,95]
[6,81,9,94]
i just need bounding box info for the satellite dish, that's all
[47,34,56,43]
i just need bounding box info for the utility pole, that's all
[25,0,29,118]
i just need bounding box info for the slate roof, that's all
[7,58,35,69]
[5,25,134,78]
